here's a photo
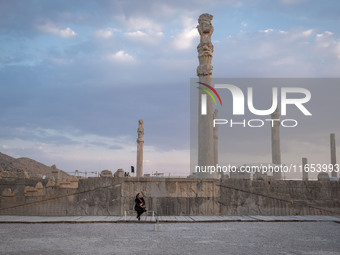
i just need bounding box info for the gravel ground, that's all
[0,222,339,255]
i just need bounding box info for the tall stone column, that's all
[136,119,144,177]
[302,157,308,181]
[197,13,217,178]
[330,133,337,177]
[271,107,282,180]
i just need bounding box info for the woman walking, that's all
[134,193,146,221]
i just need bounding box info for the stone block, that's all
[58,176,78,189]
[318,172,329,181]
[100,170,113,178]
[114,169,125,178]
[2,188,18,197]
[24,182,44,196]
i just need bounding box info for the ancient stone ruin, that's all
[0,14,338,218]
[136,119,144,177]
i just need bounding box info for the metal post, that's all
[330,133,337,177]
[302,157,308,181]
[154,198,162,231]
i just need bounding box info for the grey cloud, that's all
[1,0,340,169]
[109,144,124,150]
[0,61,190,151]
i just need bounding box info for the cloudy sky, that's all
[1,0,339,177]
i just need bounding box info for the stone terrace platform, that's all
[0,215,339,224]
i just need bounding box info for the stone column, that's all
[330,133,337,177]
[213,109,218,167]
[51,164,60,183]
[271,107,281,180]
[302,157,308,181]
[197,13,217,178]
[136,119,144,177]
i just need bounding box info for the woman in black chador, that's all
[134,193,146,221]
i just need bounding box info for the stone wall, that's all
[219,179,340,216]
[121,178,220,216]
[0,177,339,216]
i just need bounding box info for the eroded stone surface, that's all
[136,119,144,177]
[100,170,113,178]
[1,177,338,216]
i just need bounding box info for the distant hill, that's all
[0,152,69,179]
